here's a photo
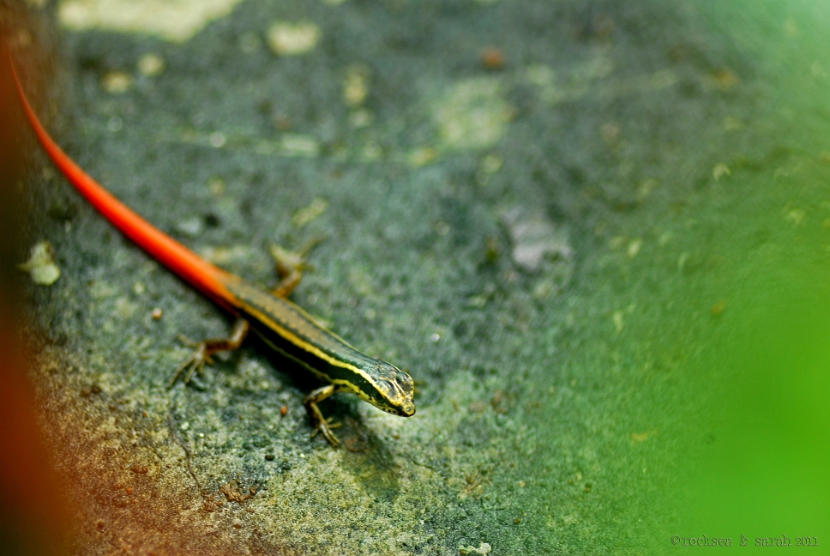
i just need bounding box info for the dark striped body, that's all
[225,278,415,417]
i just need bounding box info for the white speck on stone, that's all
[266,20,321,56]
[501,206,573,273]
[209,131,226,148]
[199,245,252,265]
[458,542,492,555]
[58,0,246,43]
[17,241,60,285]
[712,163,730,180]
[137,52,165,76]
[176,216,204,238]
[102,71,132,94]
[627,238,642,258]
[343,64,370,106]
[292,197,328,228]
[280,134,320,157]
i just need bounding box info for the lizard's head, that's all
[364,361,416,417]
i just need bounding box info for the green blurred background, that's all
[673,0,830,549]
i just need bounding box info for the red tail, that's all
[10,51,239,313]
